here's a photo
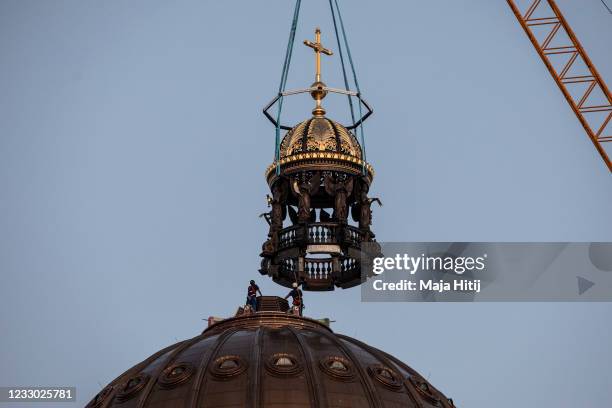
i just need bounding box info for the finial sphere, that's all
[303,27,333,113]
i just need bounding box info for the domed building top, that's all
[265,27,374,185]
[87,297,455,408]
[280,116,362,160]
[259,28,382,291]
[266,114,374,185]
[87,17,456,408]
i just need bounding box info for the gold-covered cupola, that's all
[266,115,374,186]
[259,27,381,291]
[265,28,373,186]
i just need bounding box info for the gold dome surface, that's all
[266,116,374,184]
[279,116,362,159]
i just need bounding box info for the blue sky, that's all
[1,1,611,406]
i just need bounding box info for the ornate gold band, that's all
[265,152,374,185]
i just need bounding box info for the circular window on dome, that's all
[85,385,113,408]
[319,356,355,381]
[265,353,303,377]
[409,375,441,405]
[116,372,149,402]
[159,362,195,389]
[210,355,247,379]
[367,364,403,391]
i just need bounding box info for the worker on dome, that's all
[246,280,262,312]
[285,282,304,316]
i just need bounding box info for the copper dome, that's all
[87,298,455,408]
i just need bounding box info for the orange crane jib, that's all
[507,0,612,172]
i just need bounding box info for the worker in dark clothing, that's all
[246,280,262,311]
[284,282,304,316]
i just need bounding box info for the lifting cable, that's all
[329,0,357,126]
[275,0,302,175]
[329,0,368,173]
[274,0,368,175]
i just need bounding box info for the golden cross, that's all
[303,28,333,82]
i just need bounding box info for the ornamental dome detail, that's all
[86,301,455,408]
[266,115,374,185]
[280,116,362,160]
[265,115,374,185]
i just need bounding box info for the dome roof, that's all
[266,116,374,185]
[87,305,454,408]
[279,116,362,160]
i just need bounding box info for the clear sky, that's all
[1,0,611,407]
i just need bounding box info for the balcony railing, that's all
[304,258,332,280]
[278,255,360,281]
[278,222,366,250]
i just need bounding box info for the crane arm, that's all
[507,0,612,171]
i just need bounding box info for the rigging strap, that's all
[275,0,302,175]
[329,0,356,126]
[273,0,368,175]
[329,0,368,172]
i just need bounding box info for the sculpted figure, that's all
[351,178,382,230]
[324,175,354,223]
[270,181,288,231]
[291,172,320,224]
[261,180,288,256]
[260,234,277,256]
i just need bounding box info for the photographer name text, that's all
[372,278,482,293]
